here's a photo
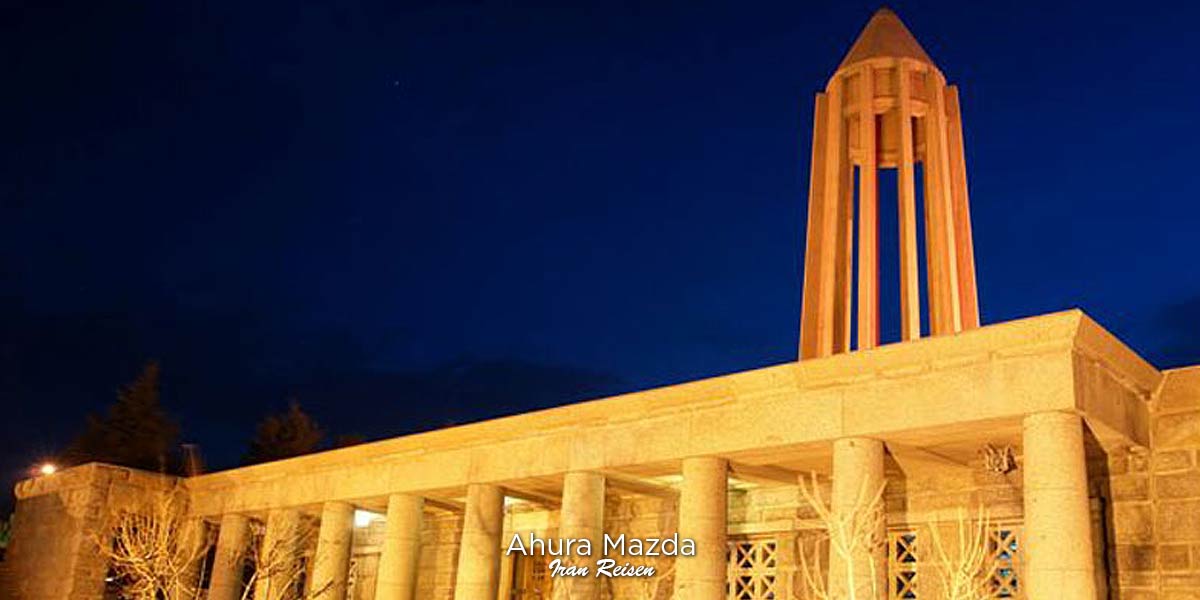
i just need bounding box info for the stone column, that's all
[673,456,728,600]
[174,519,210,598]
[255,508,301,600]
[896,61,920,341]
[1023,411,1096,599]
[209,514,250,600]
[829,437,886,600]
[557,472,606,599]
[375,494,424,600]
[311,501,355,600]
[453,484,505,600]
[856,62,880,351]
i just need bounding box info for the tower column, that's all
[829,438,887,600]
[800,75,851,359]
[1022,412,1096,599]
[945,85,980,329]
[857,65,880,350]
[896,61,921,341]
[375,494,424,600]
[836,133,855,354]
[453,484,505,600]
[800,93,832,359]
[673,457,728,600]
[557,472,606,599]
[922,72,963,335]
[311,501,355,600]
[209,513,250,600]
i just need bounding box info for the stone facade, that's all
[2,465,177,600]
[1102,366,1200,598]
[2,8,1197,600]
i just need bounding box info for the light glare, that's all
[354,509,381,528]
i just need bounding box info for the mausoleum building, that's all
[4,9,1199,600]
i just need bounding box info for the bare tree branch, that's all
[93,483,212,600]
[796,473,884,600]
[928,506,993,600]
[239,516,335,600]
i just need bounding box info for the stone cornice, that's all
[14,463,176,500]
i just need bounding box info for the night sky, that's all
[3,1,1199,512]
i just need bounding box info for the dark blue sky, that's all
[3,0,1199,509]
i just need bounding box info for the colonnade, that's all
[203,411,1097,600]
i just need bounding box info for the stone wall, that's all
[604,494,678,600]
[416,510,464,599]
[0,464,177,600]
[1106,365,1200,599]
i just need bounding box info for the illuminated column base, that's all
[255,508,301,600]
[453,484,505,600]
[375,494,424,600]
[829,437,886,600]
[557,471,606,600]
[1023,411,1096,599]
[311,501,355,600]
[208,513,249,600]
[673,457,728,600]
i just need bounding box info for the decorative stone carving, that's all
[980,444,1016,475]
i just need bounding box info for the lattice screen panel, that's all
[888,531,919,599]
[986,527,1022,598]
[510,555,552,600]
[726,537,779,600]
[884,524,1024,599]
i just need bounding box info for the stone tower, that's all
[799,8,979,359]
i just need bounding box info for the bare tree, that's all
[238,516,335,600]
[927,507,993,600]
[94,484,212,600]
[795,473,885,600]
[95,484,338,600]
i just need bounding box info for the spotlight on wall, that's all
[353,509,382,528]
[38,463,58,476]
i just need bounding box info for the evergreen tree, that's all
[64,361,179,472]
[243,400,325,464]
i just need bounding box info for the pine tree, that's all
[243,400,325,465]
[65,360,179,472]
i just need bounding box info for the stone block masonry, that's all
[1104,366,1200,598]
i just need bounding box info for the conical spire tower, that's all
[799,8,979,359]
